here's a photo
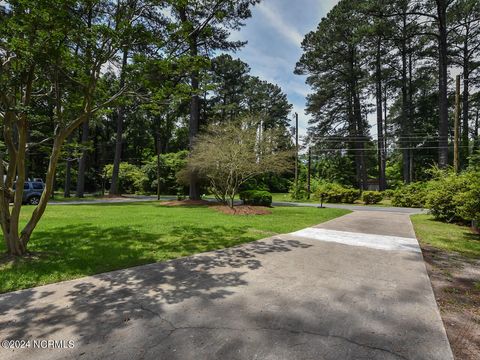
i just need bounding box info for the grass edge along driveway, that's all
[0,203,349,293]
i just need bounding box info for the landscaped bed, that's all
[0,202,349,293]
[412,214,480,360]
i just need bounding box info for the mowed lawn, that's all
[411,214,480,258]
[0,203,349,293]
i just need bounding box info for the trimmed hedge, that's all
[363,191,383,205]
[239,190,272,207]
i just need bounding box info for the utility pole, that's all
[454,75,460,173]
[295,112,299,188]
[307,148,311,199]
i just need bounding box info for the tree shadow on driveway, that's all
[0,222,278,293]
[0,235,312,349]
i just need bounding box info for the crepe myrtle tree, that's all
[181,117,293,207]
[0,0,140,256]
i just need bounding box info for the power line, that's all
[311,145,471,152]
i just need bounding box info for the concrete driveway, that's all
[0,211,452,360]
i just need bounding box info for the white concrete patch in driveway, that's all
[290,227,422,253]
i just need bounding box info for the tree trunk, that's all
[76,119,89,197]
[474,109,479,151]
[461,48,470,168]
[110,47,129,196]
[353,88,367,190]
[375,40,386,191]
[401,12,411,183]
[436,0,449,168]
[156,130,162,200]
[64,158,72,198]
[189,43,201,200]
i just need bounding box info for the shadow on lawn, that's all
[0,235,312,348]
[0,222,269,293]
[0,236,452,360]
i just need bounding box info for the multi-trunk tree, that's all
[0,0,138,256]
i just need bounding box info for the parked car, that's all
[13,181,45,205]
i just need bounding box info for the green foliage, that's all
[391,182,428,208]
[239,190,273,207]
[454,171,480,222]
[240,173,291,193]
[362,191,383,205]
[382,189,395,199]
[313,182,361,204]
[425,169,480,223]
[289,181,309,200]
[0,203,349,293]
[392,168,479,224]
[184,119,292,206]
[104,163,147,194]
[425,170,467,222]
[142,151,189,195]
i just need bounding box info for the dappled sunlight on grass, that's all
[0,203,348,293]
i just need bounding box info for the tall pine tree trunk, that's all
[189,42,201,200]
[110,47,129,196]
[436,0,449,168]
[474,109,479,151]
[376,40,386,191]
[400,11,411,183]
[353,83,367,190]
[461,38,470,167]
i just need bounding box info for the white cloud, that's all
[256,2,304,47]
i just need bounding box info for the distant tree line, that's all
[296,0,480,190]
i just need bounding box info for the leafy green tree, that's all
[166,0,260,200]
[0,0,137,256]
[182,117,292,207]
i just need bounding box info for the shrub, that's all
[342,188,361,203]
[454,170,480,223]
[363,191,383,205]
[391,182,428,208]
[142,151,189,195]
[426,171,467,222]
[239,190,272,207]
[313,182,360,204]
[382,189,395,199]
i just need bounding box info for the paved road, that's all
[0,210,451,359]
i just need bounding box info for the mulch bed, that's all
[159,200,272,215]
[421,244,480,360]
[159,199,211,207]
[209,205,272,215]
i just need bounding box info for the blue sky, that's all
[229,0,340,137]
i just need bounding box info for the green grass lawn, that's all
[411,214,480,258]
[0,203,349,293]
